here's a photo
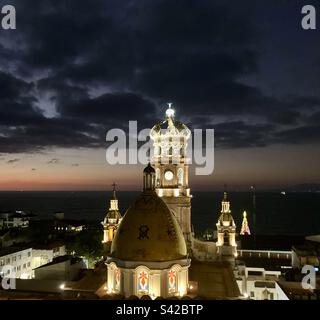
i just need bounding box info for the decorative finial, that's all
[165,102,175,118]
[243,211,247,218]
[111,182,117,198]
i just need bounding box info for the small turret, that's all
[102,183,122,244]
[143,163,156,191]
[216,192,237,261]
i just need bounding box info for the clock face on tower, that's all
[164,170,174,181]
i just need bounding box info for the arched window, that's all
[168,269,177,293]
[137,269,149,295]
[177,168,184,186]
[108,262,120,293]
[114,267,120,292]
[155,168,160,186]
[224,231,229,245]
[173,146,180,156]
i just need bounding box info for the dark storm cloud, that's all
[212,121,275,148]
[0,106,106,153]
[60,92,156,126]
[0,71,32,101]
[0,0,319,153]
[274,125,320,144]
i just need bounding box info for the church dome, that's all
[103,184,122,224]
[218,212,235,227]
[110,190,187,262]
[104,209,121,221]
[217,192,235,227]
[143,162,155,174]
[150,103,191,141]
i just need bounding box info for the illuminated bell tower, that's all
[216,192,237,259]
[102,183,122,244]
[150,103,192,247]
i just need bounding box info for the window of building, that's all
[177,168,184,186]
[27,252,31,257]
[27,262,30,267]
[12,256,16,262]
[23,264,26,269]
[248,270,264,276]
[114,267,120,291]
[224,232,229,244]
[168,269,177,293]
[137,270,149,295]
[155,168,160,186]
[6,258,10,264]
[0,260,4,266]
[18,255,21,260]
[250,291,255,297]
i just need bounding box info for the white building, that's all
[0,247,33,279]
[0,211,30,229]
[0,243,66,280]
[236,265,281,300]
[31,243,66,270]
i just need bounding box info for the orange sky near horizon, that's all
[0,143,319,191]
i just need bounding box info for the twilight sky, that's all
[0,0,319,191]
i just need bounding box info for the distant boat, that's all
[281,191,286,196]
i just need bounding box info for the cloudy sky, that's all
[0,0,319,191]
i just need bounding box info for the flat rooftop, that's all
[31,241,65,250]
[0,246,31,257]
[35,255,81,269]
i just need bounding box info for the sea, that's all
[0,191,319,236]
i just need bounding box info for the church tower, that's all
[240,211,251,235]
[102,183,122,244]
[150,104,192,247]
[216,192,237,259]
